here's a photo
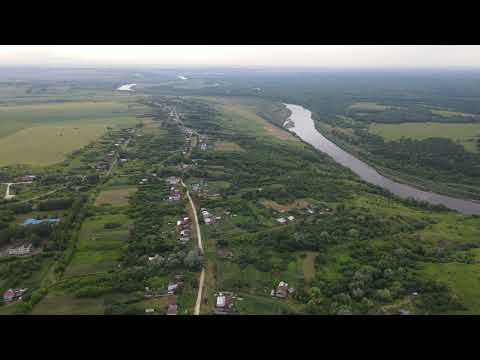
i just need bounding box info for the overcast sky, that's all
[1,45,480,68]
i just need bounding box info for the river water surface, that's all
[285,103,480,215]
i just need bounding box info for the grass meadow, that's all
[369,122,480,152]
[0,101,139,166]
[65,213,130,276]
[95,186,137,207]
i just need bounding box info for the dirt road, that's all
[2,181,32,200]
[181,179,204,315]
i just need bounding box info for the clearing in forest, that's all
[261,199,310,212]
[214,141,244,152]
[369,122,480,153]
[348,102,390,111]
[95,187,137,207]
[196,97,300,143]
[303,252,318,283]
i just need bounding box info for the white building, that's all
[216,293,226,308]
[8,243,32,256]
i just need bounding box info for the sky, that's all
[1,45,480,68]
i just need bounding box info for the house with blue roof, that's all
[23,218,60,226]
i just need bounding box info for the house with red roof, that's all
[3,289,16,303]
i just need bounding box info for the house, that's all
[3,288,27,302]
[167,304,178,315]
[275,281,290,298]
[215,292,234,313]
[148,254,160,262]
[145,308,155,314]
[179,237,190,244]
[167,282,178,294]
[19,175,36,182]
[23,218,60,226]
[287,216,295,222]
[177,217,190,230]
[8,243,32,256]
[276,218,288,225]
[166,177,181,185]
[216,294,226,308]
[204,217,212,225]
[168,193,181,202]
[3,289,15,302]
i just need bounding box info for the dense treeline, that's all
[351,129,480,196]
[347,105,480,124]
[150,71,480,122]
[38,198,73,211]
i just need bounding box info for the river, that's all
[285,103,480,215]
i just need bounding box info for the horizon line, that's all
[1,64,480,70]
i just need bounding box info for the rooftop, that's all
[23,218,60,226]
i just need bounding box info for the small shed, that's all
[167,304,178,315]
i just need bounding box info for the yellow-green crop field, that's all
[0,101,139,166]
[196,96,301,145]
[369,122,480,152]
[348,102,390,111]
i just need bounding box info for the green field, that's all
[369,122,480,152]
[0,101,139,166]
[430,109,477,118]
[95,186,137,207]
[65,213,130,276]
[214,141,244,152]
[422,258,480,314]
[196,97,301,145]
[31,293,106,315]
[348,102,390,111]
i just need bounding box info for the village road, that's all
[181,179,204,315]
